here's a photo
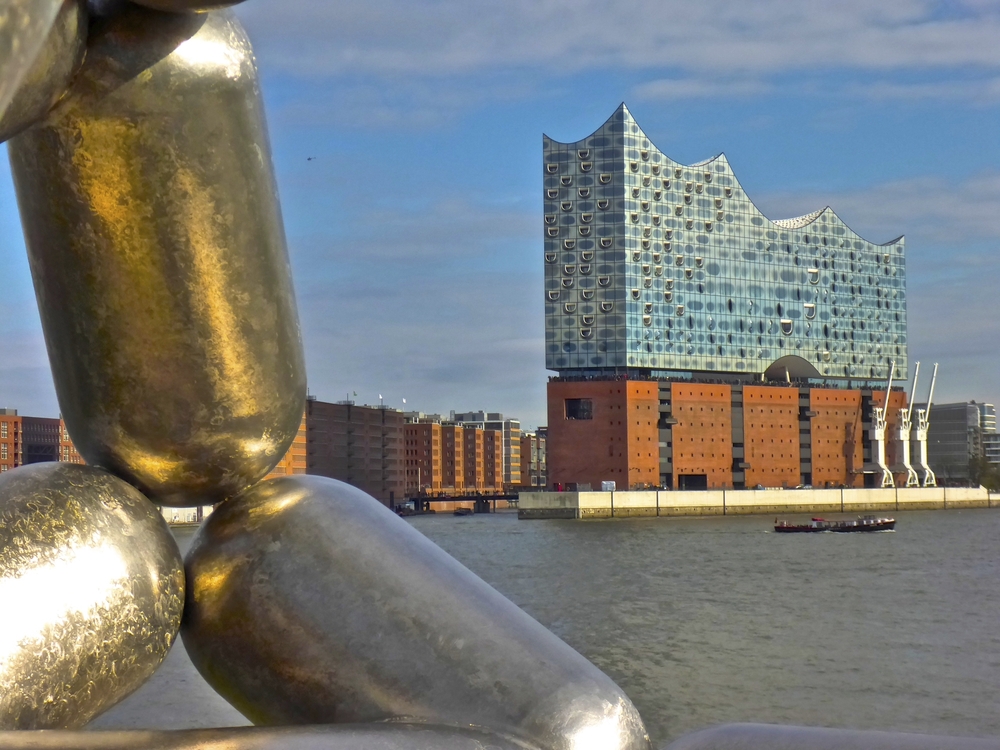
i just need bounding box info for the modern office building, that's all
[916,401,998,482]
[984,434,1000,466]
[543,105,912,491]
[979,404,999,467]
[978,403,997,435]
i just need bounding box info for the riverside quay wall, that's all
[518,486,993,519]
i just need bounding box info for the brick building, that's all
[519,431,547,489]
[0,409,84,472]
[404,413,506,496]
[405,420,442,495]
[483,429,504,492]
[451,411,522,488]
[266,412,307,479]
[305,399,405,505]
[548,379,909,491]
[464,427,485,492]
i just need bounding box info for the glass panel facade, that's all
[543,104,907,382]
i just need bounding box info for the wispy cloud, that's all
[756,171,1000,252]
[634,77,775,101]
[634,74,1000,104]
[236,0,1000,78]
[845,77,1000,103]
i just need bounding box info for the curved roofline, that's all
[544,103,904,247]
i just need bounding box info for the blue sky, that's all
[2,0,999,430]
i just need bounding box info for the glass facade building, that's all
[543,104,908,383]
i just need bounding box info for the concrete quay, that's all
[518,487,994,520]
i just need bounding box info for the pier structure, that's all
[519,486,992,520]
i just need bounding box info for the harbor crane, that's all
[892,362,921,487]
[911,363,939,487]
[870,360,896,489]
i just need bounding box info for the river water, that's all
[91,510,1000,746]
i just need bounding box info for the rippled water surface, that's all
[93,510,1000,746]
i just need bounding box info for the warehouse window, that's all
[565,399,593,420]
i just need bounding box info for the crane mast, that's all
[893,362,920,487]
[870,360,896,489]
[911,363,939,487]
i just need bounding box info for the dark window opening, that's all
[565,399,594,420]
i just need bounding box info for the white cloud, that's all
[634,77,774,101]
[755,171,1000,254]
[844,77,1000,103]
[236,0,1000,78]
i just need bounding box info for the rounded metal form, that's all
[7,7,307,507]
[0,0,64,122]
[128,0,243,11]
[0,463,184,729]
[0,724,533,750]
[183,476,651,750]
[0,0,87,143]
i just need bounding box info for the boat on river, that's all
[774,516,896,533]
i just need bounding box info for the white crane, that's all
[892,362,920,487]
[910,363,939,487]
[870,360,896,489]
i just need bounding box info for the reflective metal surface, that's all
[0,725,532,750]
[0,0,63,121]
[7,6,306,508]
[0,463,184,729]
[663,723,1000,750]
[183,476,651,750]
[0,0,86,143]
[129,1,244,12]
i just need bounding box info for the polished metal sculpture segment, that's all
[183,476,651,750]
[0,463,184,729]
[0,0,64,121]
[8,6,306,507]
[0,0,86,143]
[0,724,532,750]
[130,0,244,11]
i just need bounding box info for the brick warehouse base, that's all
[518,487,993,519]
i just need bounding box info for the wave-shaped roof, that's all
[545,103,903,247]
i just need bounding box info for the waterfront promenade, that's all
[519,486,994,519]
